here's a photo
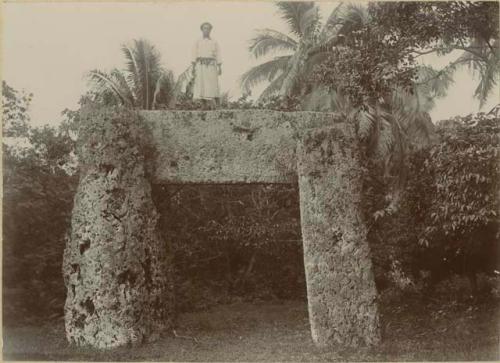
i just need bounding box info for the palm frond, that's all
[408,112,437,149]
[299,5,320,39]
[322,2,345,32]
[415,65,455,100]
[300,85,334,111]
[456,38,500,107]
[357,103,397,161]
[131,39,163,109]
[357,109,376,140]
[474,64,499,108]
[86,69,134,107]
[279,48,304,96]
[248,29,298,58]
[387,114,407,183]
[336,3,370,37]
[320,2,345,40]
[109,69,136,106]
[239,56,291,93]
[390,86,438,150]
[471,49,499,108]
[276,1,316,37]
[258,72,288,101]
[152,70,176,109]
[308,4,369,59]
[302,50,330,77]
[392,65,453,125]
[121,43,140,100]
[376,117,395,160]
[332,89,356,118]
[174,65,195,96]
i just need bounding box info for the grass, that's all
[3,297,499,361]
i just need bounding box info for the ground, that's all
[3,298,499,362]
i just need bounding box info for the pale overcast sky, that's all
[2,1,499,128]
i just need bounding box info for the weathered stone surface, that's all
[63,107,382,350]
[297,125,381,347]
[62,107,174,349]
[140,110,341,184]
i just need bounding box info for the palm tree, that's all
[242,2,497,213]
[240,2,320,100]
[350,31,499,180]
[240,2,376,102]
[240,3,408,159]
[87,39,176,110]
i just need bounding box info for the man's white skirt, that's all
[193,62,220,100]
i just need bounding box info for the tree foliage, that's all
[308,1,499,213]
[240,2,367,101]
[364,110,499,294]
[2,81,33,138]
[2,82,79,325]
[313,1,499,107]
[371,0,499,98]
[415,111,499,246]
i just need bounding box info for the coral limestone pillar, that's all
[297,125,381,348]
[62,107,173,349]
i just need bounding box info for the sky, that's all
[2,1,499,128]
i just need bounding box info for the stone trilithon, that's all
[62,107,380,349]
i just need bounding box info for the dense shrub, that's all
[361,156,421,292]
[2,82,80,325]
[152,184,307,312]
[409,111,499,290]
[2,130,78,325]
[366,110,500,296]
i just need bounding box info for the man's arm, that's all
[215,41,222,75]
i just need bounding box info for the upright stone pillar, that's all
[297,125,381,348]
[62,107,174,349]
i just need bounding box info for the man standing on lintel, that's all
[192,22,222,109]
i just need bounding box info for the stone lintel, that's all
[140,109,342,184]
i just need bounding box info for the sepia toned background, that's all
[1,1,499,361]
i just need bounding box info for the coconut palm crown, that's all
[240,2,372,101]
[87,39,177,110]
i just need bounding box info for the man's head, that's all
[200,22,213,37]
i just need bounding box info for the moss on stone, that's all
[140,109,337,184]
[297,125,381,348]
[64,107,381,350]
[63,106,174,349]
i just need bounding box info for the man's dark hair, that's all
[200,22,213,30]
